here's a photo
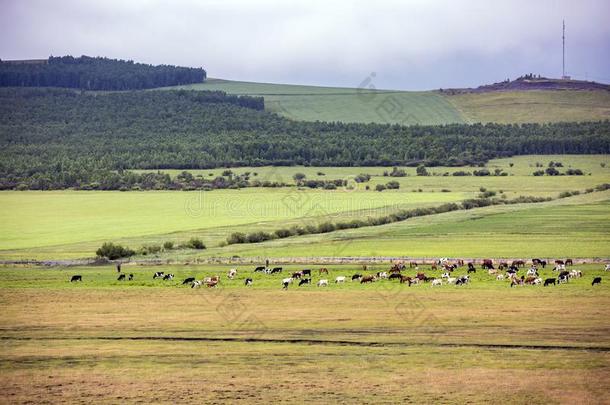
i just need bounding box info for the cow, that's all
[400,275,412,284]
[565,259,573,266]
[481,259,494,270]
[376,271,388,279]
[558,274,569,284]
[553,264,566,272]
[282,278,292,289]
[317,279,328,287]
[335,276,346,283]
[532,258,547,268]
[496,274,505,281]
[298,278,311,286]
[487,269,498,275]
[555,260,565,266]
[431,279,442,287]
[270,267,282,275]
[527,268,538,277]
[592,277,602,286]
[116,263,121,273]
[388,273,402,281]
[569,270,582,279]
[206,279,219,288]
[389,266,402,274]
[117,274,126,281]
[227,268,237,279]
[351,274,362,281]
[291,271,303,280]
[524,276,537,285]
[319,268,329,275]
[70,275,82,282]
[446,277,457,285]
[456,275,469,285]
[128,273,134,281]
[605,264,610,272]
[558,270,570,280]
[360,275,376,284]
[533,277,543,285]
[467,263,476,273]
[244,278,253,286]
[254,266,266,272]
[302,269,312,277]
[512,260,525,268]
[191,280,203,288]
[441,272,451,279]
[163,274,174,281]
[153,271,164,279]
[544,278,556,287]
[498,262,508,271]
[182,277,195,285]
[510,276,524,288]
[409,261,418,268]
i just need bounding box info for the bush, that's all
[96,242,135,260]
[389,167,407,177]
[354,173,371,183]
[416,165,429,176]
[227,232,247,244]
[246,231,273,243]
[274,228,294,238]
[385,180,400,189]
[441,189,451,192]
[533,170,545,176]
[163,241,174,250]
[293,173,306,182]
[565,168,584,175]
[185,238,206,249]
[545,167,560,176]
[452,171,471,176]
[375,184,386,192]
[222,169,233,177]
[473,169,490,176]
[317,171,325,176]
[317,222,336,233]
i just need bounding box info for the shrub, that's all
[227,232,247,244]
[565,168,583,175]
[163,241,174,250]
[222,169,233,177]
[293,172,306,182]
[473,169,490,176]
[385,181,400,189]
[96,242,135,260]
[389,167,407,177]
[317,171,325,176]
[375,184,386,192]
[317,222,336,233]
[416,165,429,176]
[452,171,471,176]
[246,231,273,243]
[441,189,451,192]
[533,170,545,176]
[184,238,205,249]
[545,167,560,176]
[355,173,371,183]
[274,228,294,238]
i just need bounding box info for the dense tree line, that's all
[0,55,206,90]
[1,87,609,190]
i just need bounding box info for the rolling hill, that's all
[166,78,610,125]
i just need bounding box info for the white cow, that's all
[282,278,293,289]
[533,277,543,285]
[227,268,237,279]
[446,277,457,285]
[496,274,505,281]
[441,272,451,279]
[317,279,329,287]
[605,264,610,271]
[569,269,582,278]
[335,276,346,283]
[377,272,388,279]
[431,279,442,287]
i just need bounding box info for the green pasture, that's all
[163,79,610,125]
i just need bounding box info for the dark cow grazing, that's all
[416,272,426,281]
[456,275,470,285]
[512,260,525,268]
[524,276,537,285]
[254,266,266,272]
[182,277,195,285]
[498,262,508,270]
[389,266,402,274]
[400,275,413,285]
[544,278,556,287]
[592,277,602,286]
[319,268,329,275]
[481,259,494,270]
[206,280,219,288]
[128,273,134,281]
[362,265,368,271]
[163,274,174,281]
[351,274,362,281]
[508,265,519,273]
[116,263,121,273]
[270,268,282,275]
[153,272,164,279]
[360,275,376,284]
[431,263,438,271]
[244,278,253,286]
[70,275,82,282]
[291,271,303,279]
[558,274,569,284]
[533,258,547,268]
[117,274,125,281]
[409,261,418,268]
[555,260,565,266]
[298,278,311,286]
[565,259,573,266]
[388,273,402,280]
[467,262,476,273]
[510,276,524,288]
[540,260,547,268]
[302,269,312,276]
[558,271,570,280]
[457,259,464,267]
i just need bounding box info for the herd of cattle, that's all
[69,259,608,289]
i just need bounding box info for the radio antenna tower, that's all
[562,20,570,80]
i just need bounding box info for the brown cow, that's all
[409,261,418,268]
[416,272,426,280]
[482,259,494,270]
[360,275,376,284]
[400,275,413,284]
[512,260,526,267]
[565,259,573,266]
[319,268,329,275]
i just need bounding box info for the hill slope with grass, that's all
[167,78,610,125]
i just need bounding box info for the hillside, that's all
[167,78,610,125]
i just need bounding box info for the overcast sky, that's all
[1,0,609,90]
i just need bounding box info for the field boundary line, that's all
[2,336,609,352]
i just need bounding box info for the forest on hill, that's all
[0,56,206,90]
[1,87,609,190]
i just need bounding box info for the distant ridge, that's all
[440,75,610,94]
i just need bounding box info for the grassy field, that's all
[448,90,610,124]
[0,263,608,403]
[1,155,609,261]
[163,79,610,125]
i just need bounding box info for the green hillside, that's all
[166,79,610,125]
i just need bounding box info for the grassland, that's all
[164,79,610,125]
[1,155,609,261]
[0,263,608,403]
